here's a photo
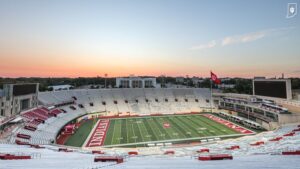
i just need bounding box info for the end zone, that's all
[202,114,255,134]
[85,119,110,147]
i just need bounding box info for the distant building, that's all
[191,77,204,85]
[165,83,189,88]
[48,85,73,91]
[220,78,232,82]
[254,76,266,79]
[116,77,156,88]
[175,77,185,83]
[217,84,235,89]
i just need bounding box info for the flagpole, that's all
[210,71,213,114]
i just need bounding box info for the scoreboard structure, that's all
[1,83,39,116]
[253,79,292,100]
[13,84,38,96]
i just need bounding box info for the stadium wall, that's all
[278,114,300,124]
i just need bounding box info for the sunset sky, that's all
[0,0,299,78]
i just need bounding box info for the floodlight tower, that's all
[104,73,108,88]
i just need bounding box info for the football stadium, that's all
[0,1,300,169]
[1,84,300,169]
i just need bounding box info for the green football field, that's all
[103,114,239,146]
[64,114,241,147]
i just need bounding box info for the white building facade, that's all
[116,77,157,88]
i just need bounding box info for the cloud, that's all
[221,27,294,46]
[190,27,294,50]
[189,40,216,50]
[222,31,266,46]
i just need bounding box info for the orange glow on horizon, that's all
[0,48,298,78]
[0,67,294,79]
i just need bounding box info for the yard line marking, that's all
[135,119,145,142]
[126,119,129,143]
[110,120,118,145]
[130,121,136,142]
[118,120,122,144]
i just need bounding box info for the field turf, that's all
[65,114,241,147]
[103,114,239,146]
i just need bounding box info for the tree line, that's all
[0,77,299,94]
